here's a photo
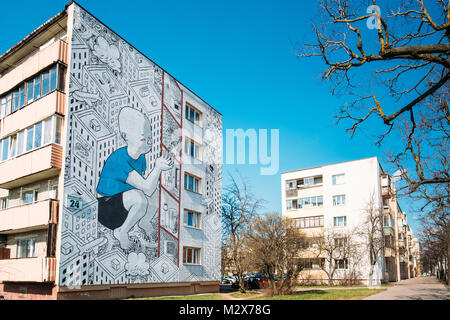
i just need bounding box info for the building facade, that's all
[281,157,418,285]
[0,1,222,300]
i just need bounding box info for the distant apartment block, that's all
[0,1,222,300]
[281,157,420,285]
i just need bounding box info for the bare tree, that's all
[309,227,361,285]
[299,0,449,282]
[419,213,449,282]
[221,173,262,292]
[361,193,385,286]
[246,214,307,296]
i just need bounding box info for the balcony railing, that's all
[0,144,62,189]
[0,91,66,139]
[0,199,58,233]
[0,257,56,283]
[384,247,395,258]
[285,189,298,198]
[381,185,392,197]
[0,40,68,95]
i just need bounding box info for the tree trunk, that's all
[447,232,450,284]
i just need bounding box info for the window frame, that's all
[184,209,202,229]
[183,246,201,265]
[185,137,202,161]
[185,103,203,127]
[184,172,202,194]
[333,216,347,227]
[332,173,345,185]
[332,194,346,206]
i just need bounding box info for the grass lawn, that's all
[252,288,386,300]
[230,291,262,299]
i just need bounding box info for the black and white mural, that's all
[59,4,222,287]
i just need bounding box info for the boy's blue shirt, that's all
[97,147,147,197]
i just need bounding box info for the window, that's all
[286,200,293,210]
[184,173,201,193]
[0,96,6,119]
[26,127,34,152]
[297,196,323,209]
[185,103,202,126]
[50,66,57,91]
[295,216,324,228]
[18,85,25,109]
[332,194,346,206]
[298,258,324,270]
[335,259,348,270]
[185,138,201,161]
[334,238,347,248]
[333,216,347,227]
[34,122,43,149]
[2,137,9,161]
[383,215,393,227]
[183,247,201,265]
[43,118,52,144]
[27,80,34,104]
[286,180,296,190]
[34,76,41,100]
[17,239,35,259]
[13,89,20,112]
[184,210,201,229]
[332,174,345,185]
[0,197,8,210]
[9,135,17,158]
[5,94,12,116]
[304,177,314,186]
[54,117,62,144]
[42,71,50,96]
[22,190,38,205]
[0,116,61,161]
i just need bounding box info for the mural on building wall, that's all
[59,4,222,287]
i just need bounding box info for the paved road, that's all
[364,276,450,300]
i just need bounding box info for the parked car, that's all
[232,273,268,290]
[221,276,236,284]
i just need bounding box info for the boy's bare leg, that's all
[113,189,148,250]
[138,191,158,237]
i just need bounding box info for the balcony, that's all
[0,91,66,139]
[0,144,62,189]
[0,257,56,283]
[0,40,68,94]
[383,226,394,236]
[384,247,395,258]
[285,189,298,198]
[381,185,392,197]
[0,199,58,234]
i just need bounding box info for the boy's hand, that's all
[155,153,174,171]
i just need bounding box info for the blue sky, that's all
[0,0,424,235]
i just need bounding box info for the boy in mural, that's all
[97,107,173,250]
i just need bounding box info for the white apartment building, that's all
[281,157,418,285]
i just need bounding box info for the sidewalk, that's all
[363,276,450,300]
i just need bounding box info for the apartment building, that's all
[281,157,418,285]
[0,1,222,300]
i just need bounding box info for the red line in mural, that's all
[177,89,184,268]
[162,103,182,128]
[160,226,179,241]
[161,185,180,203]
[161,143,181,165]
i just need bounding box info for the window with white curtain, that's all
[17,238,35,259]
